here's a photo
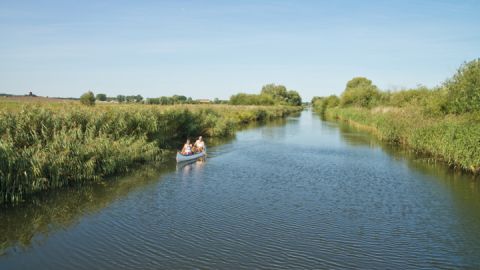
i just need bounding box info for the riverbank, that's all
[321,106,480,174]
[0,103,301,205]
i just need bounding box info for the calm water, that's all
[1,110,480,269]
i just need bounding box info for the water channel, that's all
[1,110,479,269]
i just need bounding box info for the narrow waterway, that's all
[1,110,480,269]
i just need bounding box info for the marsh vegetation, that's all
[312,59,480,174]
[0,102,300,205]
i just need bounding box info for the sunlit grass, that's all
[325,107,480,174]
[0,101,301,204]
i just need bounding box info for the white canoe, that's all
[176,150,206,162]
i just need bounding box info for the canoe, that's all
[176,150,206,162]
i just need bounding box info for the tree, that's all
[230,93,275,105]
[311,96,322,104]
[445,58,480,114]
[135,95,143,102]
[340,77,380,108]
[146,98,160,104]
[80,91,95,106]
[159,96,171,105]
[261,84,288,103]
[286,90,302,106]
[96,93,107,101]
[117,95,126,103]
[172,95,187,104]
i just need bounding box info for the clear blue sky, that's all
[1,0,479,100]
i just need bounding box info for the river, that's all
[1,110,479,269]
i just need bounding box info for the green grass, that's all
[0,102,301,205]
[324,106,480,174]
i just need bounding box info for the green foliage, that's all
[340,77,380,108]
[80,91,95,106]
[116,95,143,103]
[230,84,302,106]
[172,95,187,103]
[146,98,160,104]
[316,58,480,174]
[311,96,322,104]
[146,95,195,105]
[325,107,480,174]
[313,95,340,115]
[286,90,302,106]
[444,59,480,114]
[0,104,301,205]
[261,84,288,101]
[95,93,107,101]
[230,93,275,105]
[117,95,126,103]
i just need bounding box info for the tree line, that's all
[80,93,222,106]
[80,83,303,107]
[312,58,480,116]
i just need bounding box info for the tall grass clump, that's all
[0,103,301,204]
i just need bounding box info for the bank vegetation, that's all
[312,59,480,174]
[0,103,301,204]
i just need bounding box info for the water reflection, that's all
[176,159,207,176]
[335,118,479,183]
[0,117,287,257]
[332,117,480,251]
[0,163,174,256]
[1,111,479,269]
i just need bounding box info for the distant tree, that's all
[286,90,302,106]
[159,96,171,105]
[340,77,380,108]
[96,93,107,101]
[311,96,322,104]
[230,93,275,105]
[117,95,126,103]
[172,95,187,104]
[80,91,95,106]
[146,98,160,104]
[261,84,288,103]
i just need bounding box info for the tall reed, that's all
[0,103,301,204]
[324,107,480,174]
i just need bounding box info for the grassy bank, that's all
[312,59,480,174]
[0,103,301,204]
[323,107,480,174]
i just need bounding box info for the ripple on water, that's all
[1,112,480,269]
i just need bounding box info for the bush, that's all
[445,59,480,114]
[340,77,381,108]
[80,91,95,106]
[313,95,339,115]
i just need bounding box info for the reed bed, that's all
[0,103,300,204]
[325,107,480,174]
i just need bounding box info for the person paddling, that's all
[194,136,205,152]
[181,139,193,155]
